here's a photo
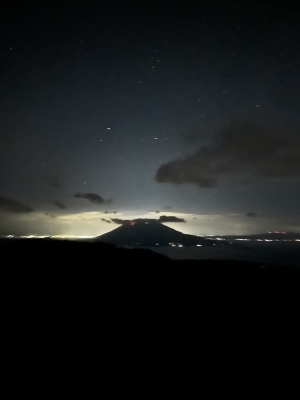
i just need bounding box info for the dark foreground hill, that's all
[3,239,300,399]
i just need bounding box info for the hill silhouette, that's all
[3,238,300,399]
[95,218,224,246]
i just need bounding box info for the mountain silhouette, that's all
[95,219,223,247]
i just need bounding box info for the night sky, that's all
[1,0,300,237]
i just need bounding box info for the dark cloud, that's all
[112,218,162,225]
[156,122,300,187]
[158,215,186,223]
[45,175,63,190]
[53,201,66,209]
[0,195,33,213]
[111,216,186,225]
[45,212,56,219]
[156,148,218,188]
[101,218,111,223]
[163,206,172,210]
[111,218,131,225]
[74,193,112,205]
[247,212,258,218]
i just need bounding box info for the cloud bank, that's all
[156,122,300,187]
[111,216,186,225]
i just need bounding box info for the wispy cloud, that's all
[54,201,66,209]
[0,195,33,213]
[74,193,112,205]
[101,218,111,223]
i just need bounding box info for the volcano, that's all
[95,219,222,247]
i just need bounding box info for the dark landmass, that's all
[215,231,300,241]
[3,238,300,399]
[95,218,227,246]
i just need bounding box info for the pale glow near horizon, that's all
[1,209,300,237]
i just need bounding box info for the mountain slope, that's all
[95,219,221,247]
